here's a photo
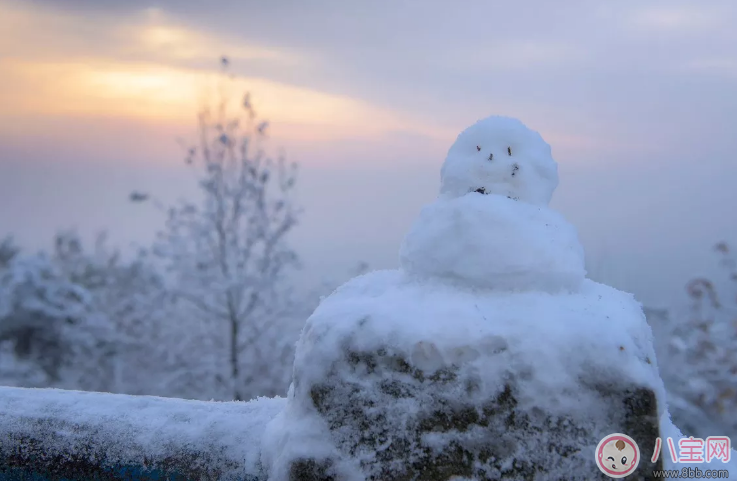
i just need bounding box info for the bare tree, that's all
[136,62,300,401]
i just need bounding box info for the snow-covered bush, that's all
[0,243,116,391]
[649,242,737,440]
[0,232,186,396]
[49,231,177,396]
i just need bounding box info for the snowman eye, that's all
[488,153,494,161]
[621,456,627,465]
[507,146,512,156]
[476,146,481,152]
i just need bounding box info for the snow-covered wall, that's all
[0,386,283,481]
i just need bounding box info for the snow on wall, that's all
[0,386,284,480]
[261,269,667,479]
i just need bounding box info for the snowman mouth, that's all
[471,187,519,202]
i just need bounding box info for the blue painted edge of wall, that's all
[0,465,264,481]
[0,465,186,481]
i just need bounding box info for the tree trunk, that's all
[228,302,241,401]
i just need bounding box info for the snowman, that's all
[262,116,669,481]
[400,116,585,293]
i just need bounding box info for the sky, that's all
[1,0,736,307]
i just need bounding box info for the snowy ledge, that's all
[0,386,284,481]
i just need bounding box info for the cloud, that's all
[628,5,721,32]
[682,58,737,78]
[433,40,584,73]
[0,58,448,142]
[0,1,446,145]
[0,1,298,66]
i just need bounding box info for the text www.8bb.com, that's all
[652,467,729,478]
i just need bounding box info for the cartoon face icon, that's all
[602,439,635,471]
[595,433,640,478]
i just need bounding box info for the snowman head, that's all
[439,116,558,206]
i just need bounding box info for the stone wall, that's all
[0,387,282,481]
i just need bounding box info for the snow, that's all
[399,194,586,293]
[439,116,558,206]
[401,116,584,293]
[261,116,673,479]
[262,270,665,478]
[292,271,661,401]
[0,386,284,480]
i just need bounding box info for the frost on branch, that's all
[148,66,301,401]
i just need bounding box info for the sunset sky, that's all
[1,0,737,306]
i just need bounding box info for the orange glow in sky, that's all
[0,1,449,147]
